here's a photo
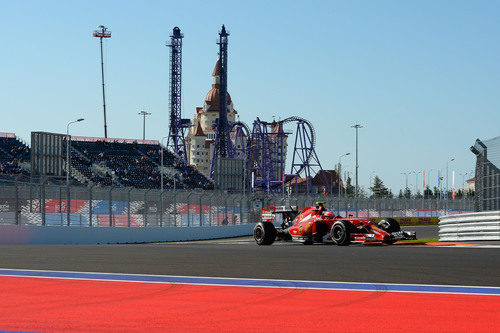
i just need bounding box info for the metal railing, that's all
[0,180,474,227]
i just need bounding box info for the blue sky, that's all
[1,0,499,192]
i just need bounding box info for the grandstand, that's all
[0,133,213,190]
[0,133,30,180]
[471,136,500,211]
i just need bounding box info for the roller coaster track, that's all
[281,116,316,176]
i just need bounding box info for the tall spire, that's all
[166,26,189,161]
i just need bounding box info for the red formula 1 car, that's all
[253,202,416,246]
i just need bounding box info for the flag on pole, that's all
[423,170,425,189]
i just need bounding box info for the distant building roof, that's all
[191,121,206,137]
[312,170,338,186]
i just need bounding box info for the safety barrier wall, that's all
[439,211,500,241]
[0,181,473,227]
[0,224,255,245]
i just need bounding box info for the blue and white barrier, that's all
[0,224,255,245]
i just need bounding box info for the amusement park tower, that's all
[166,27,190,161]
[186,58,239,177]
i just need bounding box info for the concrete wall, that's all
[0,224,255,245]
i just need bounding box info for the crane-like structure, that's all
[214,26,231,156]
[166,27,190,161]
[210,25,232,178]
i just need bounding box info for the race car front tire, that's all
[254,222,277,245]
[330,220,352,246]
[377,218,401,233]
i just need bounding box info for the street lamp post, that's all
[66,118,84,226]
[337,153,350,215]
[369,171,376,195]
[446,158,455,199]
[160,136,168,192]
[138,111,151,140]
[412,171,419,196]
[338,153,350,198]
[400,172,408,194]
[351,124,363,217]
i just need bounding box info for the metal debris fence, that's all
[0,181,474,227]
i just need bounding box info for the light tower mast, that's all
[213,25,231,159]
[92,25,111,138]
[166,27,189,161]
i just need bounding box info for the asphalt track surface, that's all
[0,226,499,287]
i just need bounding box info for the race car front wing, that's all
[391,231,417,240]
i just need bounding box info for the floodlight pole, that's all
[138,110,151,140]
[351,124,363,217]
[93,25,111,138]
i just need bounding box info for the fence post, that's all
[59,186,63,225]
[232,195,237,225]
[127,188,132,227]
[41,181,46,226]
[209,193,214,226]
[89,186,93,227]
[15,181,19,225]
[199,193,203,226]
[109,186,114,227]
[67,183,71,226]
[225,194,229,225]
[144,189,150,227]
[173,189,177,227]
[29,183,33,213]
[186,192,193,227]
[159,190,164,227]
[239,195,244,225]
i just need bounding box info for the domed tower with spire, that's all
[186,59,239,176]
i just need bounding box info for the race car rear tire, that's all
[330,220,352,246]
[253,222,277,245]
[377,218,401,233]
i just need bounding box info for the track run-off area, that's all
[0,226,499,332]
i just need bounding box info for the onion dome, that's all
[204,59,232,112]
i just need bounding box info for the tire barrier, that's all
[439,211,500,241]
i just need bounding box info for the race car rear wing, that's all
[262,206,299,223]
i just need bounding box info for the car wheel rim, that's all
[333,226,343,240]
[255,228,263,240]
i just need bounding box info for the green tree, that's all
[370,175,390,198]
[345,176,355,197]
[423,185,433,198]
[404,187,412,199]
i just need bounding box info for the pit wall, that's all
[0,224,255,245]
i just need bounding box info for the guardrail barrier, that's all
[439,211,500,241]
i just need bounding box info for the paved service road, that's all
[0,229,498,287]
